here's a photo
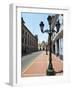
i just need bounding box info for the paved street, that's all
[21,51,42,72]
[21,51,63,77]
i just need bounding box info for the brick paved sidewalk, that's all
[21,51,63,77]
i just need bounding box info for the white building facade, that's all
[52,15,63,60]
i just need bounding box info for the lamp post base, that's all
[46,69,55,76]
[46,63,56,76]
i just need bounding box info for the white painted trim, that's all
[9,4,17,86]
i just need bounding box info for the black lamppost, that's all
[39,15,57,75]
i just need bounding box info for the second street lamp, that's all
[56,20,60,32]
[39,15,56,75]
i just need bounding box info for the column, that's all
[59,38,63,59]
[55,42,57,55]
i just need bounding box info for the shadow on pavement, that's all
[55,70,63,74]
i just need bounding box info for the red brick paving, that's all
[21,51,63,77]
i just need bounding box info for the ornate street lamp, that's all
[39,15,56,75]
[39,21,44,33]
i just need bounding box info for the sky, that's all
[21,12,62,43]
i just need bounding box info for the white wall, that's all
[59,38,63,56]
